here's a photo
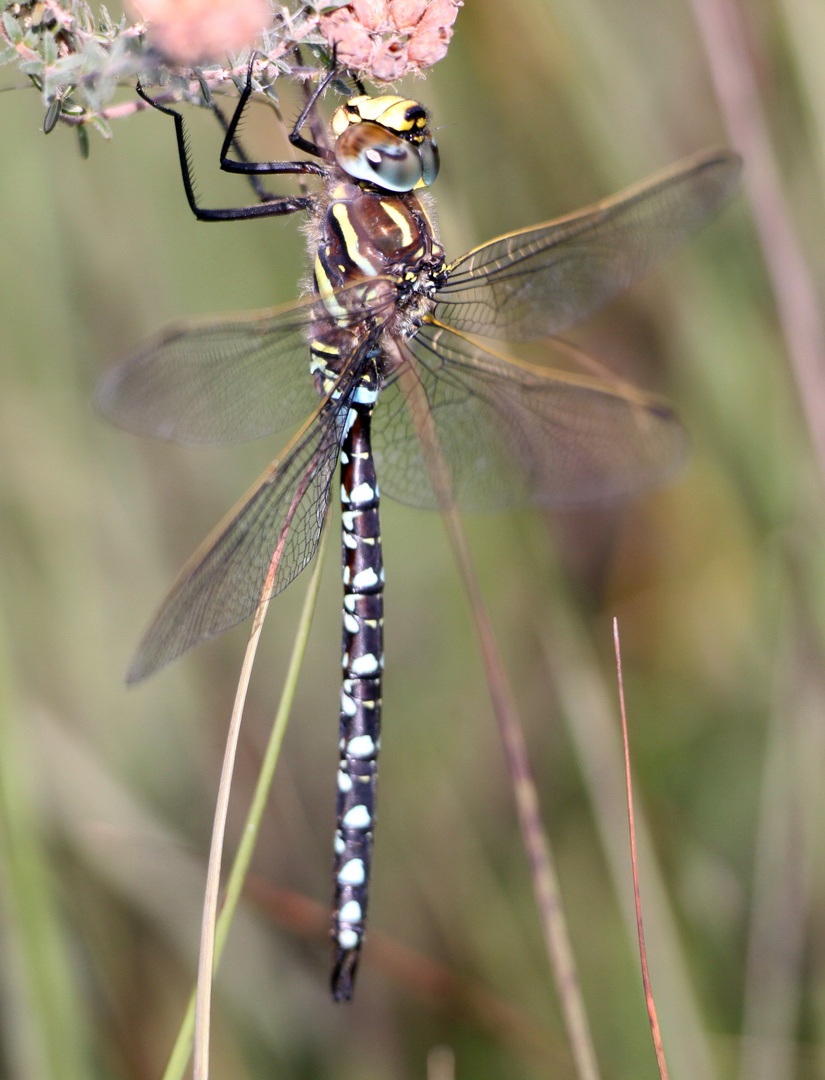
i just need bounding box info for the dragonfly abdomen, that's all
[332,379,384,1001]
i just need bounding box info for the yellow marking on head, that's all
[331,203,380,277]
[376,99,422,133]
[354,95,404,122]
[333,96,384,134]
[347,94,374,112]
[331,99,366,136]
[335,95,427,135]
[379,200,415,247]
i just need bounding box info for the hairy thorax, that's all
[307,175,446,390]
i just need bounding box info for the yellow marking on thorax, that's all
[331,203,380,277]
[379,200,415,248]
[314,254,347,318]
[310,338,340,355]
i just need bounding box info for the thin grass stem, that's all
[395,343,601,1080]
[532,561,719,1080]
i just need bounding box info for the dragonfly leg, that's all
[215,53,332,177]
[287,62,340,160]
[209,99,282,205]
[214,52,340,174]
[136,81,319,221]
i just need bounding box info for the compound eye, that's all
[335,122,423,192]
[418,138,440,186]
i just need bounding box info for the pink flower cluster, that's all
[128,0,271,65]
[320,0,461,82]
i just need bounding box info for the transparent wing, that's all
[96,284,395,446]
[371,320,687,511]
[127,387,353,682]
[434,149,741,341]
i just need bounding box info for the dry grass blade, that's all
[613,618,670,1080]
[689,0,825,491]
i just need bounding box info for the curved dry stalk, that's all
[192,467,316,1079]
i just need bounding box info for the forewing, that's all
[96,284,395,446]
[434,149,741,341]
[372,321,687,511]
[127,390,352,681]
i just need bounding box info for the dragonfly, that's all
[97,62,741,1000]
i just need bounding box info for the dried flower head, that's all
[320,0,461,82]
[127,0,272,66]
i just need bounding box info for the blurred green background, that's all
[1,1,824,1077]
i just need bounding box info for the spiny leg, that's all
[135,77,321,221]
[292,45,329,160]
[210,97,282,205]
[286,61,340,160]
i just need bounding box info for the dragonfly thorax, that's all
[312,175,445,334]
[309,177,446,393]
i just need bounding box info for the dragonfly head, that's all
[330,95,439,193]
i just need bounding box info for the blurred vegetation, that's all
[1,1,824,1078]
